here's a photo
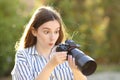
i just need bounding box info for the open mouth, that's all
[49,43,54,46]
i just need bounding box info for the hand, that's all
[68,55,87,80]
[49,46,67,66]
[68,55,78,70]
[51,52,67,65]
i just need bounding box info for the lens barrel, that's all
[71,48,97,76]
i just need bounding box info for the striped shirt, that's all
[11,45,74,80]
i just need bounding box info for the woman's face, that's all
[34,20,60,49]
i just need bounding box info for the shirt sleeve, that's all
[11,50,34,80]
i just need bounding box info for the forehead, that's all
[39,20,60,30]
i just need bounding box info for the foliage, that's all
[0,0,29,76]
[45,0,120,64]
[104,0,120,63]
[0,0,120,77]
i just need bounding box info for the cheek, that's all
[36,32,45,41]
[57,34,60,38]
[55,34,60,40]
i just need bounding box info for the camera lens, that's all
[82,60,97,75]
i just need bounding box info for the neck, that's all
[35,44,51,59]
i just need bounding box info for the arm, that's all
[12,50,67,80]
[72,68,87,80]
[11,51,34,80]
[68,55,87,80]
[35,61,55,80]
[36,52,67,80]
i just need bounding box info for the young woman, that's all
[11,6,87,80]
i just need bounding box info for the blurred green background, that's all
[0,0,120,79]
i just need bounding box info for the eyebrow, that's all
[42,27,50,30]
[42,27,60,30]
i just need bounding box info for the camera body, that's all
[56,40,97,76]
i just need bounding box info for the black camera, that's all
[56,40,97,76]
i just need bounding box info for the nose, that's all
[50,33,56,41]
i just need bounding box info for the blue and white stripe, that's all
[11,45,74,80]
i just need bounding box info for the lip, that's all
[49,43,54,46]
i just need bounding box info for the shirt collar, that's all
[29,45,38,55]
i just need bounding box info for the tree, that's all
[0,0,29,76]
[104,0,120,63]
[44,0,109,63]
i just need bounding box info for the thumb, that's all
[50,46,57,58]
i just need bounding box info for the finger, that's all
[73,58,78,69]
[51,46,57,53]
[60,52,67,60]
[50,46,58,58]
[68,55,73,64]
[54,52,67,62]
[57,52,67,57]
[72,58,77,68]
[72,58,75,65]
[50,49,67,59]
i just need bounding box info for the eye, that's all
[55,30,60,34]
[43,30,49,34]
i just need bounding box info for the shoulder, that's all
[15,46,36,62]
[17,45,36,55]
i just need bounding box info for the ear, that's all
[31,27,37,37]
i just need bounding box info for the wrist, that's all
[72,68,87,80]
[72,68,80,73]
[47,61,56,69]
[48,59,59,69]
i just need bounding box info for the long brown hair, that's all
[15,6,67,50]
